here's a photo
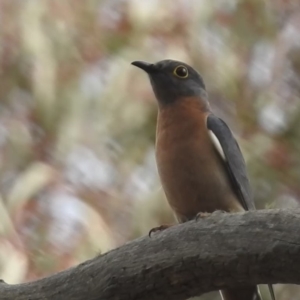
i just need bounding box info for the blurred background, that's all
[0,0,299,299]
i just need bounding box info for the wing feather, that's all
[206,114,254,210]
[207,114,275,299]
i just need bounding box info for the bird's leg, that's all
[148,224,173,237]
[195,212,211,221]
[212,210,227,216]
[195,210,227,221]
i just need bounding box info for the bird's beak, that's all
[131,61,157,73]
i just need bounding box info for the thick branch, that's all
[1,209,300,300]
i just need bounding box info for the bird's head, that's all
[131,59,208,109]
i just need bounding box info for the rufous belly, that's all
[156,105,243,223]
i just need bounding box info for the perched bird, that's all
[132,59,275,300]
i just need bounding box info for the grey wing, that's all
[207,115,276,300]
[206,114,255,211]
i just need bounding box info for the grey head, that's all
[131,59,208,107]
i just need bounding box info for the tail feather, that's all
[268,284,276,300]
[220,285,275,300]
[220,286,261,300]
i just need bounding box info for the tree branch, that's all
[1,209,300,300]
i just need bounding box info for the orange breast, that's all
[156,99,243,222]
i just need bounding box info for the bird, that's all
[131,59,275,300]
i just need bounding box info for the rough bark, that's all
[1,209,300,300]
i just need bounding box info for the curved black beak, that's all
[131,61,157,73]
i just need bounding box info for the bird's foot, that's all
[149,224,173,237]
[212,210,227,216]
[195,212,211,221]
[195,210,227,221]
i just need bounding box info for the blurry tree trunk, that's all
[0,209,300,300]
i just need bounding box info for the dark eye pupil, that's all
[176,67,187,77]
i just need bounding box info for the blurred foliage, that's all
[0,0,300,299]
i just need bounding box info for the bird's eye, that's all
[173,65,188,78]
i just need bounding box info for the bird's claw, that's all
[195,212,211,221]
[148,224,172,237]
[212,210,227,216]
[195,210,228,221]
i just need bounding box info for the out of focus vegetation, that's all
[0,0,300,299]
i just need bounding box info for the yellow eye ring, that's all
[173,65,188,78]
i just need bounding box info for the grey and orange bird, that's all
[132,59,275,300]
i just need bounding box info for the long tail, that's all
[220,285,275,300]
[268,284,276,300]
[220,286,261,300]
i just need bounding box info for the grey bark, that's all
[0,209,300,300]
